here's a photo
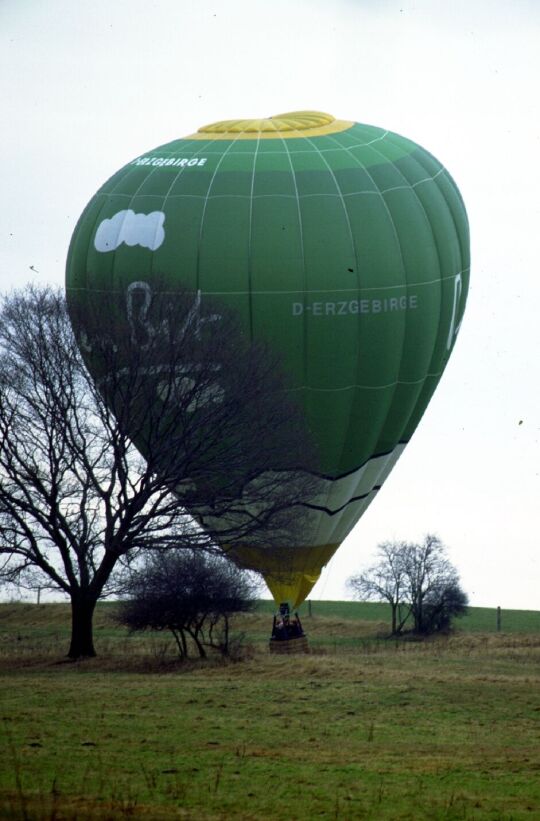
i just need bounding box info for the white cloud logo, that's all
[94,209,165,252]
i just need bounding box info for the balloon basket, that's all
[269,605,308,653]
[269,635,309,654]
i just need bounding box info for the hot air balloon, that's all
[66,111,470,614]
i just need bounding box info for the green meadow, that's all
[0,602,539,820]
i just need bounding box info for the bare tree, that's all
[347,535,468,636]
[0,285,318,658]
[402,535,468,634]
[347,541,410,634]
[116,550,259,659]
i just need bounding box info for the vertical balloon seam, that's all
[423,151,469,221]
[81,196,116,310]
[371,155,413,458]
[300,132,361,267]
[75,195,109,301]
[279,129,320,588]
[394,142,470,285]
[66,197,94,299]
[406,148,470,358]
[430,168,470,337]
[158,136,212,203]
[331,148,396,546]
[155,134,219,295]
[100,158,158,306]
[102,139,175,310]
[300,128,406,578]
[262,123,355,597]
[292,132,363,557]
[382,132,464,261]
[114,209,142,306]
[272,127,313,586]
[369,136,458,450]
[312,131,388,472]
[193,127,290,598]
[325,130,410,459]
[370,137,446,418]
[394,150,457,380]
[83,132,262,574]
[272,126,309,414]
[194,132,246,295]
[329,129,368,480]
[383,143,467,443]
[326,128,410,415]
[405,175,446,442]
[247,132,262,342]
[397,158,470,354]
[286,123,333,422]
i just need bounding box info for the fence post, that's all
[496,606,501,632]
[308,599,312,618]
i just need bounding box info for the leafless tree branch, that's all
[0,284,319,657]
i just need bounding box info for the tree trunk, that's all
[415,597,423,633]
[222,615,229,656]
[171,628,187,659]
[68,594,97,658]
[187,627,206,658]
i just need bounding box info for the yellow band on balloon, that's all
[186,111,354,140]
[226,542,338,608]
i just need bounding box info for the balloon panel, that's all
[66,113,469,606]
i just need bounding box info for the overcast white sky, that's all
[1,0,539,609]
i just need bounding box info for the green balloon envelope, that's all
[66,111,470,606]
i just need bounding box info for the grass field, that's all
[0,602,539,820]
